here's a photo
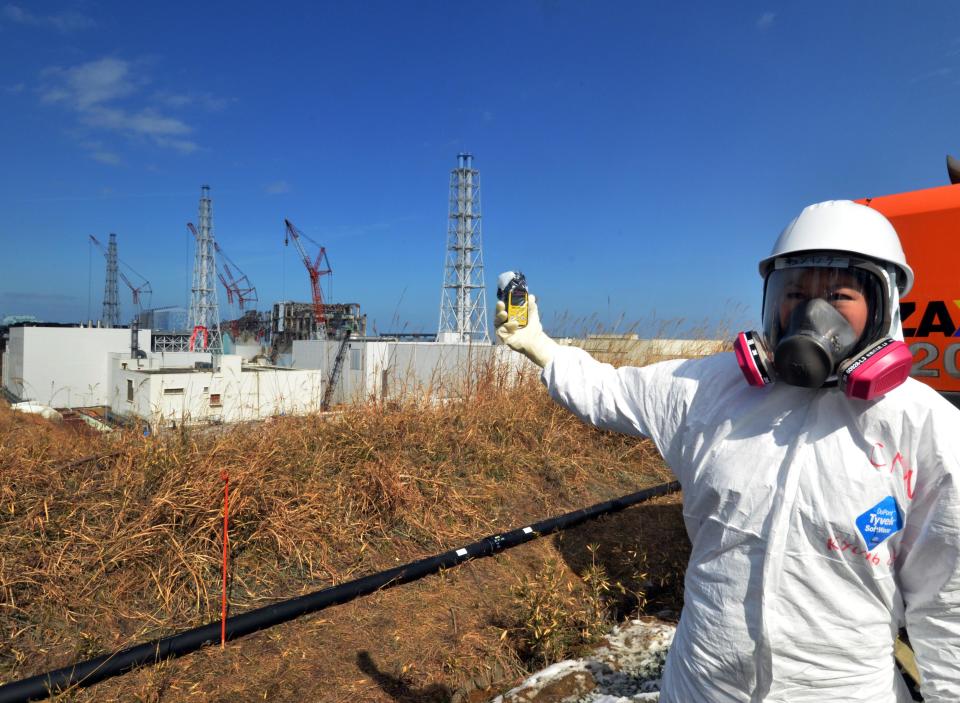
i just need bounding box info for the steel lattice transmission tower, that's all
[438,153,490,343]
[101,233,120,327]
[188,185,223,353]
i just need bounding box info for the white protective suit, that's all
[541,345,960,702]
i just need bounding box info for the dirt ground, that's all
[41,493,688,703]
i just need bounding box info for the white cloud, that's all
[155,137,199,154]
[2,4,95,32]
[5,82,25,94]
[265,180,291,195]
[81,105,191,136]
[90,150,122,165]
[909,66,954,84]
[2,4,25,21]
[38,57,215,156]
[155,92,192,108]
[757,12,775,30]
[80,140,123,166]
[153,90,231,111]
[41,58,138,109]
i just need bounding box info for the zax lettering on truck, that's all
[858,155,960,406]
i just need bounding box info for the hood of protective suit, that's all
[883,269,905,341]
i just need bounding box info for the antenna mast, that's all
[438,153,490,343]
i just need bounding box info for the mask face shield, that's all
[762,260,887,348]
[760,258,888,387]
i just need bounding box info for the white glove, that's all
[494,294,559,368]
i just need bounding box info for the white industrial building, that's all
[0,324,531,428]
[108,353,325,428]
[2,324,720,432]
[292,338,529,405]
[0,325,327,429]
[2,325,151,406]
[288,335,725,405]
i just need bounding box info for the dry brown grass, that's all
[0,355,688,701]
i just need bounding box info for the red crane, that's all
[284,218,332,330]
[216,243,258,310]
[88,235,153,314]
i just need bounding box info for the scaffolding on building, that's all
[151,332,193,352]
[438,153,490,343]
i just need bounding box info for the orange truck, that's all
[857,157,960,407]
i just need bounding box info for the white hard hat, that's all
[758,200,914,296]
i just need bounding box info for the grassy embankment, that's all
[0,346,698,702]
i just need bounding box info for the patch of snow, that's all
[491,618,675,703]
[11,402,62,422]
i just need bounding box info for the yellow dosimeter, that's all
[498,271,528,328]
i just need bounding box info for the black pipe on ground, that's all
[0,480,681,703]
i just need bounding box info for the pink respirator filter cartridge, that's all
[840,338,913,400]
[735,332,771,387]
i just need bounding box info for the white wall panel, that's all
[4,327,151,406]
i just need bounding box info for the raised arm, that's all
[495,295,697,455]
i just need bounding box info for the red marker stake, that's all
[220,469,229,648]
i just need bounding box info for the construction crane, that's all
[321,329,351,410]
[216,243,258,311]
[187,223,258,311]
[284,218,332,333]
[89,235,153,318]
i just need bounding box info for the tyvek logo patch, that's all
[856,496,903,548]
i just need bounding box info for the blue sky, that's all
[2,2,959,337]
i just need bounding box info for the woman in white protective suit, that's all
[494,200,960,703]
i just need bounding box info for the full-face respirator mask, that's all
[735,254,914,400]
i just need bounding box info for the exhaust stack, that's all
[946,154,960,185]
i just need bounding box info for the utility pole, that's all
[438,153,490,343]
